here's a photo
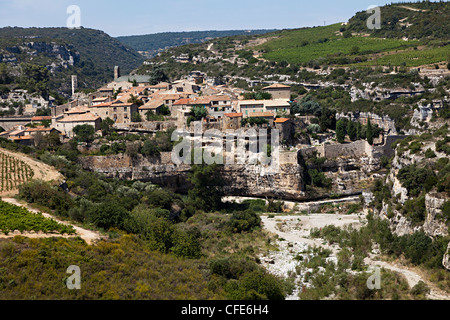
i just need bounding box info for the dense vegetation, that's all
[0,27,144,96]
[347,1,450,39]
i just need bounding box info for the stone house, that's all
[238,100,265,117]
[263,99,291,116]
[90,100,138,124]
[262,83,291,100]
[54,112,101,138]
[247,112,275,126]
[139,99,165,119]
[223,113,243,130]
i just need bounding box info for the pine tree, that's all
[367,118,373,145]
[336,119,346,143]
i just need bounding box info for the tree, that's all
[319,106,336,131]
[187,163,224,212]
[128,94,144,107]
[347,120,357,141]
[187,105,207,127]
[148,66,169,85]
[141,139,160,157]
[160,104,171,116]
[131,112,142,122]
[356,121,363,140]
[73,124,95,143]
[336,119,346,143]
[366,118,373,145]
[100,117,115,136]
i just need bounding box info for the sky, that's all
[0,0,439,37]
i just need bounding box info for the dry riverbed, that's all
[259,212,450,300]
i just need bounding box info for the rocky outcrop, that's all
[443,243,450,271]
[424,193,448,237]
[1,42,80,71]
[79,153,306,200]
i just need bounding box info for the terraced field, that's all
[257,23,420,65]
[0,150,34,193]
[0,148,63,196]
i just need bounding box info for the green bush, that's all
[227,210,261,233]
[397,165,437,197]
[18,180,74,217]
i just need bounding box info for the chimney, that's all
[114,66,120,80]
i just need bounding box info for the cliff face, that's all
[79,153,306,199]
[79,150,382,201]
[366,141,449,270]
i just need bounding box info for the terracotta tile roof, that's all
[173,98,191,105]
[10,136,34,141]
[31,116,52,121]
[92,97,110,102]
[262,83,291,90]
[263,99,291,107]
[248,112,275,118]
[25,126,55,132]
[238,100,265,106]
[224,113,243,118]
[57,112,100,123]
[139,99,165,110]
[65,106,90,114]
[8,129,26,136]
[274,118,290,123]
[110,103,134,107]
[91,102,113,107]
[209,95,232,101]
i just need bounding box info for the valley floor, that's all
[260,212,450,300]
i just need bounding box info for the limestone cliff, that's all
[79,153,306,200]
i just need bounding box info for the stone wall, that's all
[320,140,371,159]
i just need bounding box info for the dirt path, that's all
[1,197,103,245]
[261,214,450,300]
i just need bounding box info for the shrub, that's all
[402,195,426,226]
[89,201,130,230]
[266,199,284,213]
[424,148,436,158]
[18,180,74,217]
[397,165,437,197]
[227,210,261,233]
[410,281,430,298]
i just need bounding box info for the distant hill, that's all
[116,30,278,58]
[134,1,449,85]
[0,27,144,97]
[347,1,450,39]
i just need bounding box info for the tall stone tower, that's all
[114,66,120,80]
[71,75,78,97]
